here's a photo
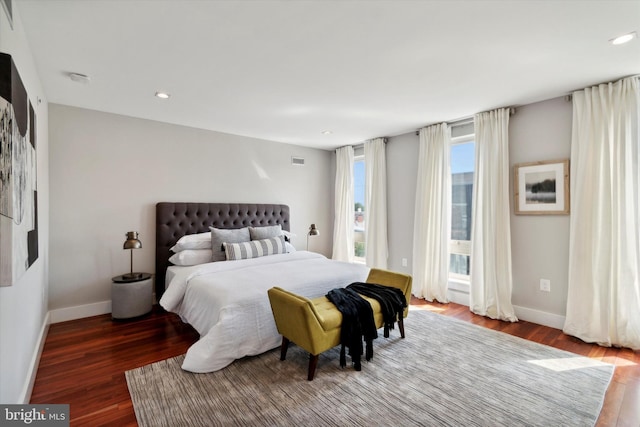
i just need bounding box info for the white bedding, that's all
[159,251,369,373]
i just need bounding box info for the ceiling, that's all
[15,0,640,150]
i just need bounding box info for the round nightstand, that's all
[111,273,153,320]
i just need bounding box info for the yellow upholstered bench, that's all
[267,268,412,380]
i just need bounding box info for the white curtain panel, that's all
[332,145,355,263]
[470,109,517,322]
[364,138,389,269]
[564,76,640,350]
[411,124,451,302]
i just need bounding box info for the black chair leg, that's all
[308,354,319,381]
[280,337,290,360]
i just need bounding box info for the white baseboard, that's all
[444,288,565,330]
[49,300,112,324]
[513,304,566,330]
[19,312,50,404]
[48,292,158,324]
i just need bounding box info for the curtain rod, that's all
[358,137,389,146]
[415,107,516,136]
[352,137,388,150]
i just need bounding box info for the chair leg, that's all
[280,337,290,361]
[308,354,319,381]
[399,317,405,339]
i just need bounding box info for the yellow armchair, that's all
[267,268,412,380]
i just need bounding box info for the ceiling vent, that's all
[291,157,305,166]
[69,72,91,84]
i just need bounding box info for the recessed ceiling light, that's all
[69,72,90,84]
[321,130,333,135]
[155,92,170,99]
[610,31,637,45]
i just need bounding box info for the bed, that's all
[155,202,370,373]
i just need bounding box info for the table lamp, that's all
[307,224,319,250]
[123,231,142,279]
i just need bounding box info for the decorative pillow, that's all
[249,224,283,240]
[169,249,213,266]
[224,236,287,261]
[209,227,251,262]
[285,242,296,253]
[170,232,212,252]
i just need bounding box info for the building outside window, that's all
[450,138,474,279]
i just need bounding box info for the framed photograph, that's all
[514,159,569,215]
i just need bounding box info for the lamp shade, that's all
[123,231,142,249]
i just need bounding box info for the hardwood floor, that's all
[410,299,640,427]
[31,299,639,426]
[30,306,199,426]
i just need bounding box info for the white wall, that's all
[509,97,572,318]
[386,132,418,276]
[48,104,334,315]
[386,96,572,327]
[0,4,50,404]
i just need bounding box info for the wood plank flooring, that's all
[31,299,639,426]
[30,306,199,426]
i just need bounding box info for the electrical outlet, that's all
[401,258,408,267]
[540,279,551,292]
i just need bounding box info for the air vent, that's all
[69,72,91,84]
[291,157,305,166]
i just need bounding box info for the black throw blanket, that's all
[346,282,407,338]
[326,288,377,371]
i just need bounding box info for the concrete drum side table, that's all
[111,273,153,320]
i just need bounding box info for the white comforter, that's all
[159,251,370,373]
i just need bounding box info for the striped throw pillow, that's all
[223,236,287,260]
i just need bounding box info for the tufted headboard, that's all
[155,202,290,299]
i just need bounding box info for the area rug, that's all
[126,309,613,427]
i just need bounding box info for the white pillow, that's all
[223,236,286,261]
[170,232,212,252]
[169,249,213,266]
[249,224,283,240]
[285,242,296,253]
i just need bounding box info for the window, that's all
[354,154,366,262]
[450,137,474,279]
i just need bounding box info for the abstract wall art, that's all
[1,0,13,30]
[0,52,38,286]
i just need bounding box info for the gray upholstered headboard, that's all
[155,202,290,299]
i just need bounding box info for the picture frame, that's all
[514,159,569,215]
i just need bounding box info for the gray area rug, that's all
[126,309,613,427]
